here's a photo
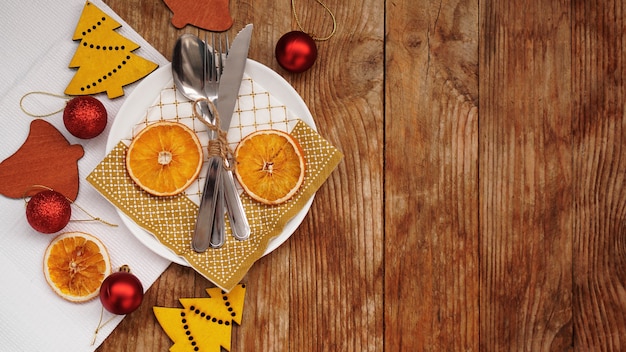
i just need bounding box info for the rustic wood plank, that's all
[572,0,626,349]
[98,0,384,350]
[275,0,386,349]
[385,0,479,350]
[479,0,574,350]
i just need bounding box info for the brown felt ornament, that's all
[0,120,84,201]
[161,0,233,31]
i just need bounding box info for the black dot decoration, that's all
[75,54,131,92]
[80,13,105,37]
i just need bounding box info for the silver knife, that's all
[217,24,253,241]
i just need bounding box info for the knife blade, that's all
[218,24,253,130]
[218,24,253,241]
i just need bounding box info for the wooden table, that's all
[99,0,626,350]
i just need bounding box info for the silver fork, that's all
[191,32,226,251]
[204,32,229,249]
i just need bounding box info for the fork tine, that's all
[225,32,229,57]
[216,32,224,80]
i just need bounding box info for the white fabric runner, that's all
[0,0,171,350]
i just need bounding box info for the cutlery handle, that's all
[222,165,250,240]
[192,155,222,252]
[210,171,226,248]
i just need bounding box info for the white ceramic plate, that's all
[106,61,316,265]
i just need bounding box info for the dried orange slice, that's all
[43,231,111,302]
[126,121,203,196]
[234,129,306,205]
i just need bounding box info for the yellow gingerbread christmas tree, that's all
[154,284,246,352]
[65,1,158,99]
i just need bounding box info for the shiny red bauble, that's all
[99,266,144,315]
[275,31,318,73]
[26,190,71,233]
[63,96,107,139]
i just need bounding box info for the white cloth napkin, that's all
[0,0,171,351]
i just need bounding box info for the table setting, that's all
[0,0,342,350]
[5,0,626,350]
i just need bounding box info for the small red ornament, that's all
[275,31,318,73]
[26,189,71,233]
[63,96,108,139]
[99,265,144,315]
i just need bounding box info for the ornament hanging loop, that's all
[19,91,70,118]
[291,0,337,41]
[91,306,116,345]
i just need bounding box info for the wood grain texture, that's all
[385,0,479,350]
[572,0,626,349]
[98,0,383,351]
[97,0,626,350]
[479,0,574,350]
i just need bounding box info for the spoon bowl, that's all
[172,34,206,102]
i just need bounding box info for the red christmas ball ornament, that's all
[26,189,71,233]
[275,31,318,73]
[63,96,107,139]
[99,265,144,315]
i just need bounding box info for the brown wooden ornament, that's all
[0,120,84,201]
[161,0,233,31]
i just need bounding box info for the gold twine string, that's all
[19,91,70,118]
[191,99,236,171]
[22,185,117,227]
[291,0,337,41]
[91,306,117,345]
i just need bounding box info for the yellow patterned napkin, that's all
[87,76,343,291]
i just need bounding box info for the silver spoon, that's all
[172,34,223,252]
